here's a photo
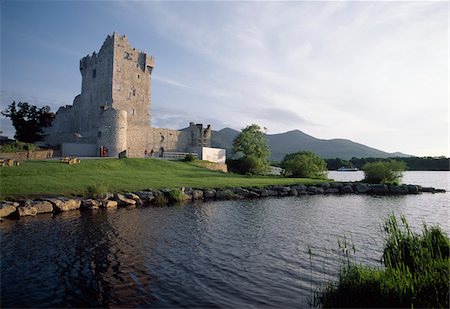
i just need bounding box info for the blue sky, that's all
[1,1,448,156]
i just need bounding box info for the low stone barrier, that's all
[0,149,54,161]
[0,182,446,220]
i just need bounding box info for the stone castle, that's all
[45,32,213,158]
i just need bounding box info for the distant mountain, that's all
[211,128,411,161]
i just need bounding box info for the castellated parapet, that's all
[44,32,211,158]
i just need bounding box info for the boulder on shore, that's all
[0,202,18,218]
[47,198,81,212]
[371,184,389,194]
[203,189,216,198]
[340,185,354,194]
[102,200,118,209]
[354,183,371,194]
[81,199,102,210]
[192,190,204,200]
[116,193,136,205]
[26,200,53,214]
[389,185,409,194]
[18,206,37,217]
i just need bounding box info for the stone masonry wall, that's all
[44,32,212,158]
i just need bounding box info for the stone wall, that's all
[0,149,54,161]
[44,32,214,158]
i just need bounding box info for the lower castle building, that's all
[44,33,222,161]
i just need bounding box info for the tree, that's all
[232,124,270,174]
[281,151,327,179]
[1,101,54,143]
[362,160,407,184]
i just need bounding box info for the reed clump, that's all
[316,214,449,308]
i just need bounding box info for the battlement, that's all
[79,32,154,73]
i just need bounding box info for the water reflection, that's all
[1,174,449,308]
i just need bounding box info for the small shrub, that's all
[0,141,36,153]
[362,160,406,184]
[164,189,186,204]
[281,151,327,179]
[226,156,268,175]
[182,153,196,162]
[85,184,108,198]
[316,214,450,308]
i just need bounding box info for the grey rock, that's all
[354,183,371,194]
[292,185,307,191]
[291,188,299,196]
[215,189,236,199]
[340,185,354,194]
[371,184,389,194]
[419,187,435,193]
[125,192,140,200]
[204,189,216,198]
[321,183,331,189]
[125,193,142,205]
[82,199,101,209]
[272,186,291,193]
[406,185,420,194]
[325,188,340,194]
[135,191,155,202]
[192,190,204,200]
[330,182,344,188]
[235,188,251,197]
[297,190,308,195]
[267,190,279,196]
[116,193,136,205]
[248,191,260,198]
[307,186,324,194]
[389,185,409,194]
[255,189,269,197]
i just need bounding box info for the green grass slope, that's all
[0,158,320,198]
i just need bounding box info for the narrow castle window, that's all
[132,108,136,115]
[98,131,102,138]
[132,89,136,96]
[137,74,140,79]
[93,69,96,78]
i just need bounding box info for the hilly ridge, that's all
[211,128,410,161]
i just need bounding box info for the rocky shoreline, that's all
[0,182,446,220]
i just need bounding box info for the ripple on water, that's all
[1,173,449,307]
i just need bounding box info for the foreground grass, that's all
[0,158,322,198]
[316,215,450,308]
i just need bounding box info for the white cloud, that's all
[2,1,447,156]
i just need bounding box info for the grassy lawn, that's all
[0,158,322,198]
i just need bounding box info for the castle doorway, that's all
[159,147,164,158]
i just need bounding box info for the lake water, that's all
[1,171,449,308]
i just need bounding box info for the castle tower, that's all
[78,32,154,157]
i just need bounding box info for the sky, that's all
[0,1,448,157]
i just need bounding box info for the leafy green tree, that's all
[1,101,54,143]
[362,160,407,184]
[232,124,270,174]
[281,150,327,178]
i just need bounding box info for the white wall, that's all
[200,147,226,164]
